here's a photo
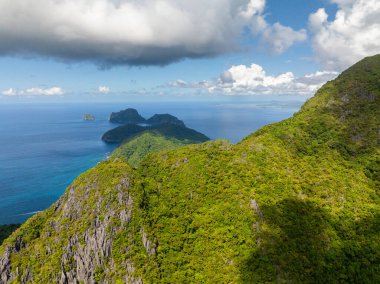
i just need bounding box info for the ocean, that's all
[0,98,306,224]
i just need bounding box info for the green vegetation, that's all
[0,55,379,283]
[111,132,191,167]
[0,225,19,245]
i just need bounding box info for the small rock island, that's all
[82,114,95,121]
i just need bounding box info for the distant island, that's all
[109,108,186,127]
[82,114,95,121]
[103,108,208,144]
[103,108,209,166]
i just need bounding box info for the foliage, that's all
[111,132,191,167]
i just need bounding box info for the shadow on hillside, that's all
[0,224,20,245]
[239,198,380,283]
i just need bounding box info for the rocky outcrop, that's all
[57,176,139,284]
[0,237,27,284]
[141,228,157,257]
[0,160,143,284]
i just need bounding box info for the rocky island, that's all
[82,114,95,121]
[103,110,210,166]
[109,108,146,124]
[103,109,208,144]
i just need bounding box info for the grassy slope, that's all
[111,132,190,167]
[1,55,379,283]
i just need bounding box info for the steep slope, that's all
[1,160,141,283]
[1,55,379,283]
[111,132,191,167]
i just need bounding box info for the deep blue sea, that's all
[0,98,306,224]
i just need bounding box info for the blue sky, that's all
[0,0,378,102]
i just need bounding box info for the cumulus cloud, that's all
[98,86,110,94]
[265,24,307,54]
[258,23,307,54]
[0,0,306,66]
[1,87,65,96]
[309,0,380,70]
[1,88,17,96]
[172,64,338,95]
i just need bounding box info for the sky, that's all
[0,0,379,102]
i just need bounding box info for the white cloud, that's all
[259,23,307,54]
[245,0,307,54]
[172,64,339,95]
[1,88,17,96]
[309,0,380,70]
[0,0,305,66]
[98,85,110,94]
[1,87,65,96]
[168,80,187,87]
[24,87,65,96]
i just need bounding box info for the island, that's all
[146,114,185,127]
[109,108,146,124]
[82,114,95,121]
[102,110,210,166]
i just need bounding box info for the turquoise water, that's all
[0,99,305,224]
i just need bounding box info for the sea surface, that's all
[0,98,306,224]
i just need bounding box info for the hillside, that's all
[111,132,191,167]
[0,55,379,283]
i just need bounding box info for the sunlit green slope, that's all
[111,132,191,167]
[0,55,379,283]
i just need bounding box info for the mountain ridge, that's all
[0,55,379,283]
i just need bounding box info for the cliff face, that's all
[0,160,144,284]
[1,56,379,283]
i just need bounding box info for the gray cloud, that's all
[0,0,306,66]
[0,0,257,66]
